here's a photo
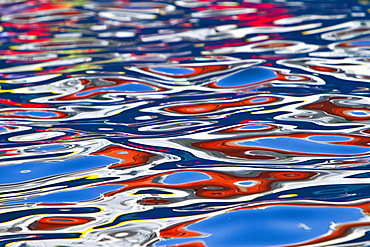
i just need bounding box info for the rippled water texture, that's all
[2,0,370,246]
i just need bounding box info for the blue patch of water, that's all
[215,68,277,87]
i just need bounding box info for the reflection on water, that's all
[0,0,370,246]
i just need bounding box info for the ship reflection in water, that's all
[0,0,370,246]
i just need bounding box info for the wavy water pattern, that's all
[0,0,369,246]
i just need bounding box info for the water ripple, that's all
[0,0,370,246]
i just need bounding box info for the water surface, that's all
[0,0,370,246]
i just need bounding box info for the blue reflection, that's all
[33,145,66,151]
[156,206,363,247]
[215,68,277,87]
[239,124,271,130]
[16,111,58,118]
[150,67,195,75]
[307,135,352,142]
[163,172,211,185]
[237,137,370,155]
[0,156,120,184]
[75,83,155,96]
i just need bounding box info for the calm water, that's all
[0,0,370,246]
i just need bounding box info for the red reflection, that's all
[0,99,51,107]
[92,145,157,169]
[28,216,93,230]
[255,43,293,48]
[160,218,205,239]
[102,169,317,199]
[140,198,171,204]
[165,96,280,114]
[308,65,339,72]
[302,96,370,121]
[160,218,207,247]
[193,132,370,160]
[169,242,206,247]
[36,203,76,206]
[22,3,73,13]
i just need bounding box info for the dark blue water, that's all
[0,0,370,246]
